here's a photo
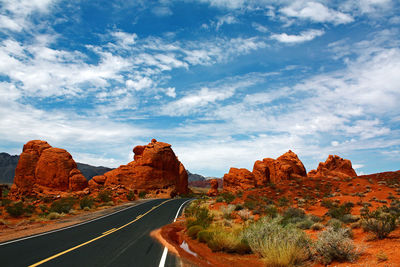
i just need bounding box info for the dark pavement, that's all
[0,198,191,267]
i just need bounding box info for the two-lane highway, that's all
[0,198,191,267]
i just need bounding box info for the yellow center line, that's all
[102,228,117,235]
[29,199,172,267]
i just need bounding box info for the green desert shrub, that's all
[1,198,12,207]
[296,219,314,230]
[326,218,343,231]
[281,207,306,226]
[185,202,213,229]
[277,197,290,207]
[197,230,213,243]
[309,214,323,223]
[138,191,146,199]
[79,196,94,209]
[50,197,76,214]
[263,204,278,218]
[327,202,354,222]
[187,225,204,239]
[97,190,112,202]
[313,227,359,265]
[6,201,26,217]
[126,190,136,201]
[311,222,324,231]
[361,208,397,239]
[243,216,311,266]
[220,192,235,204]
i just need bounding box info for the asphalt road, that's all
[0,198,191,267]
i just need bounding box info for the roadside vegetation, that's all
[183,191,400,266]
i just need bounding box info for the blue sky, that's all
[1,0,400,177]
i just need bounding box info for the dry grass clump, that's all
[205,224,250,254]
[242,216,311,267]
[313,227,360,265]
[220,204,236,219]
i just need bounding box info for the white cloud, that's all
[271,29,324,43]
[252,22,268,33]
[0,0,57,32]
[352,164,364,169]
[126,76,153,91]
[162,87,234,116]
[165,87,176,98]
[0,14,24,31]
[197,0,246,10]
[216,14,239,30]
[341,0,392,15]
[152,6,173,16]
[331,141,339,146]
[112,31,137,47]
[161,73,267,116]
[281,1,354,25]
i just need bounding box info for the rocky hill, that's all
[187,170,206,182]
[0,152,112,184]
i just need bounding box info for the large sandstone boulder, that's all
[223,168,256,193]
[91,139,189,196]
[308,155,357,179]
[11,140,88,196]
[207,179,219,196]
[252,150,307,185]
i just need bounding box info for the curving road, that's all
[0,198,191,267]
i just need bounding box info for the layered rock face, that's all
[223,150,307,193]
[11,140,88,196]
[207,179,219,196]
[308,155,357,179]
[223,168,256,193]
[89,139,189,196]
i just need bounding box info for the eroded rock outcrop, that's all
[11,140,88,196]
[308,155,357,179]
[207,179,219,196]
[90,139,189,197]
[223,168,256,193]
[223,150,306,193]
[252,150,307,185]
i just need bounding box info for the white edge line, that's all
[0,199,158,246]
[158,199,192,267]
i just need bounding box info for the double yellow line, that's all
[29,199,172,267]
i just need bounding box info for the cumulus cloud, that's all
[271,29,325,43]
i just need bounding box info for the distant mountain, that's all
[0,152,113,183]
[76,163,113,180]
[187,170,206,182]
[0,153,19,184]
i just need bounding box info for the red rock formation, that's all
[92,139,189,197]
[69,169,89,191]
[223,150,306,193]
[207,179,219,196]
[252,150,307,185]
[11,140,88,196]
[308,155,357,179]
[223,168,256,193]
